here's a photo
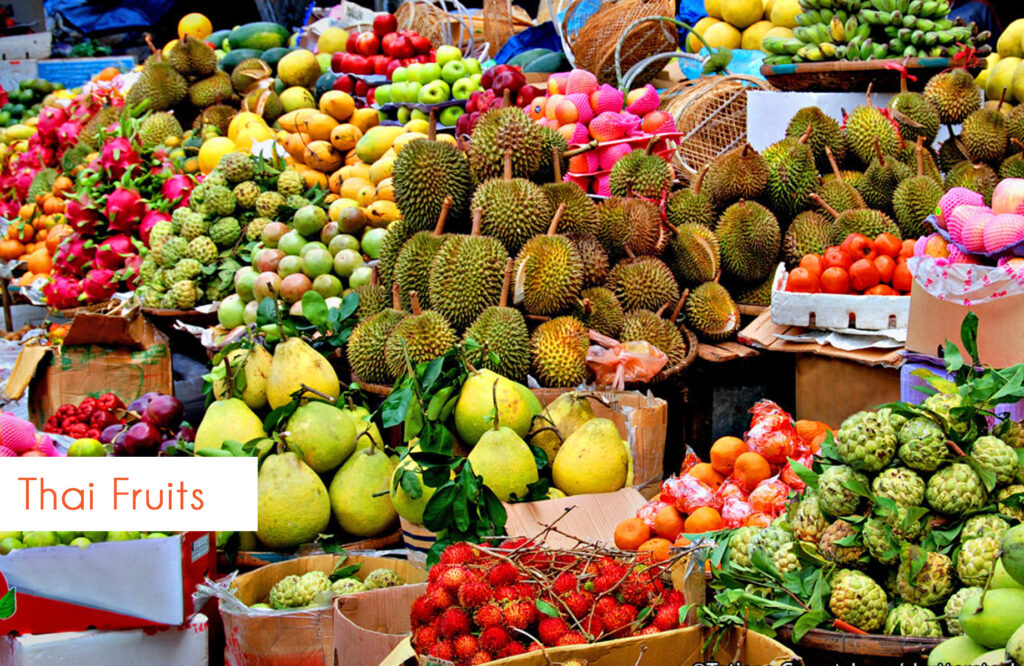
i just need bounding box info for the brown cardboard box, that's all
[382,624,802,665]
[795,355,901,428]
[332,581,427,666]
[502,487,649,550]
[3,312,172,428]
[906,279,1024,368]
[221,555,426,666]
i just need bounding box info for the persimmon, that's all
[874,233,901,258]
[614,517,651,551]
[865,284,900,295]
[799,254,823,277]
[892,261,913,292]
[96,66,120,81]
[900,238,916,259]
[52,176,73,195]
[743,512,773,527]
[637,537,673,562]
[873,255,896,284]
[710,436,747,475]
[17,203,36,220]
[683,507,723,534]
[823,246,852,271]
[786,267,818,293]
[653,505,686,541]
[8,223,32,243]
[43,197,64,215]
[688,462,725,489]
[841,233,875,260]
[25,249,51,274]
[0,239,24,260]
[820,267,850,294]
[733,451,771,491]
[850,258,880,291]
[46,224,72,254]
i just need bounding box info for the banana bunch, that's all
[764,0,991,65]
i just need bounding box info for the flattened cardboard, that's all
[332,581,427,666]
[906,279,1024,368]
[222,555,425,666]
[502,488,648,549]
[795,355,900,428]
[741,309,904,367]
[3,312,172,428]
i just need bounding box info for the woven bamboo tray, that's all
[217,530,402,570]
[760,57,985,92]
[777,625,943,666]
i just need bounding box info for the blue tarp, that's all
[44,0,178,34]
[494,21,563,64]
[677,0,708,26]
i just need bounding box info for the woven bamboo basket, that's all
[395,0,480,56]
[483,0,534,58]
[661,74,776,185]
[561,0,676,85]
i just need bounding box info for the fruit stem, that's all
[998,88,1006,112]
[434,196,452,236]
[945,439,967,457]
[144,33,158,56]
[391,281,402,311]
[299,383,336,403]
[865,82,874,108]
[899,71,908,96]
[873,136,886,167]
[552,147,562,183]
[503,148,512,181]
[664,218,680,235]
[655,302,671,317]
[491,378,500,430]
[669,290,687,323]
[502,88,512,107]
[370,264,379,287]
[644,135,658,155]
[915,136,925,178]
[409,291,423,316]
[797,123,812,145]
[692,163,708,194]
[562,140,598,158]
[471,208,483,237]
[428,110,437,142]
[499,257,513,308]
[808,193,840,220]
[825,145,842,181]
[1012,138,1024,152]
[547,203,566,235]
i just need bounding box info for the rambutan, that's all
[653,603,683,631]
[474,604,504,628]
[486,562,519,587]
[527,642,545,652]
[429,639,454,660]
[556,631,588,646]
[503,600,538,629]
[514,583,536,599]
[454,634,479,660]
[582,614,604,638]
[598,559,627,580]
[620,574,655,606]
[412,625,439,650]
[603,604,638,634]
[410,596,435,626]
[500,642,528,658]
[458,580,494,608]
[469,651,494,665]
[595,596,618,618]
[553,572,579,595]
[440,566,472,591]
[564,590,594,617]
[427,586,455,611]
[440,542,480,566]
[428,564,449,585]
[438,608,472,638]
[479,626,511,653]
[495,586,519,602]
[592,573,619,593]
[499,537,533,550]
[636,626,661,636]
[538,617,570,646]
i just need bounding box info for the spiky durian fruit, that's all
[786,107,847,173]
[938,135,969,172]
[467,107,544,182]
[716,200,781,284]
[464,306,530,382]
[348,309,407,384]
[961,107,1008,164]
[888,92,940,146]
[534,125,569,183]
[705,143,769,208]
[665,172,716,230]
[166,35,217,77]
[530,316,590,388]
[606,257,680,312]
[126,61,188,112]
[829,206,902,243]
[514,233,584,316]
[393,139,471,232]
[377,219,414,289]
[620,310,689,368]
[570,287,624,337]
[608,149,672,198]
[944,162,999,206]
[384,310,458,378]
[764,135,818,219]
[731,275,774,306]
[188,71,234,108]
[138,112,183,149]
[923,68,983,125]
[782,211,834,267]
[893,146,945,239]
[665,223,720,286]
[428,233,508,330]
[815,179,866,222]
[542,182,599,235]
[472,178,551,254]
[844,97,903,166]
[566,232,610,287]
[394,229,449,311]
[684,282,740,341]
[858,145,913,214]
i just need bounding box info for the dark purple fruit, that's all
[142,394,184,430]
[100,424,125,444]
[122,421,161,455]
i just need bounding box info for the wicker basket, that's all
[661,74,776,185]
[562,0,677,85]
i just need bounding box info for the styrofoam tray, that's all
[770,263,910,331]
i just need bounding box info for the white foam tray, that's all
[769,263,910,331]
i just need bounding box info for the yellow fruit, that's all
[764,0,776,16]
[722,0,764,29]
[162,39,178,56]
[279,86,316,112]
[369,154,395,184]
[436,134,458,147]
[977,53,1000,87]
[349,107,381,134]
[688,17,721,52]
[404,118,430,134]
[228,112,265,143]
[328,198,360,220]
[178,13,213,40]
[1014,61,1024,104]
[233,122,274,151]
[376,178,394,202]
[277,49,321,89]
[364,199,400,226]
[319,90,356,122]
[302,168,329,189]
[705,0,723,19]
[342,162,372,181]
[329,123,362,152]
[303,140,344,172]
[355,184,376,207]
[277,109,317,134]
[340,176,374,200]
[703,21,742,50]
[998,19,1024,58]
[987,57,1021,103]
[741,19,774,50]
[391,131,428,153]
[198,136,236,174]
[763,25,794,40]
[283,132,311,161]
[297,112,338,142]
[770,0,801,28]
[354,125,406,163]
[317,27,350,54]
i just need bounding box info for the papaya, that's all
[228,22,289,51]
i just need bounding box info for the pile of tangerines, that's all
[614,401,830,558]
[3,176,75,286]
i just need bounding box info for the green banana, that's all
[915,17,934,30]
[907,0,922,14]
[872,42,890,58]
[845,16,859,37]
[796,11,818,26]
[902,13,917,28]
[821,9,836,22]
[920,0,938,16]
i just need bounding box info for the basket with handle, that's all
[395,0,479,56]
[483,0,535,59]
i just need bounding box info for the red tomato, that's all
[874,254,896,284]
[865,284,900,296]
[799,254,823,278]
[874,233,901,258]
[820,267,850,294]
[823,246,852,271]
[899,238,916,260]
[850,258,881,291]
[841,233,875,260]
[787,267,819,293]
[892,261,913,292]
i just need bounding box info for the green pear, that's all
[56,531,76,545]
[552,418,628,495]
[454,369,536,447]
[23,531,59,548]
[284,401,356,472]
[529,392,596,464]
[0,531,22,542]
[928,636,989,666]
[239,531,261,551]
[212,345,272,410]
[390,443,437,525]
[961,588,1024,648]
[971,649,1006,666]
[1007,622,1024,664]
[195,398,267,451]
[266,338,340,409]
[329,447,398,537]
[991,559,1024,590]
[345,405,384,450]
[467,425,539,502]
[257,452,331,548]
[1001,525,1024,587]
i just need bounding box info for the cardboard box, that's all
[382,624,801,666]
[0,532,215,635]
[796,355,900,427]
[219,554,426,666]
[503,487,648,549]
[906,278,1024,368]
[741,309,904,367]
[3,311,173,429]
[0,613,209,666]
[333,581,427,666]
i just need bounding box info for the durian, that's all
[814,197,902,243]
[705,143,769,208]
[542,182,598,235]
[716,200,781,283]
[857,138,913,214]
[138,112,183,149]
[665,166,716,229]
[463,259,530,381]
[923,68,982,125]
[534,125,569,183]
[961,104,1008,164]
[570,287,624,337]
[512,205,584,316]
[608,148,672,198]
[665,223,720,286]
[938,134,969,172]
[530,316,590,388]
[347,286,407,385]
[844,89,903,166]
[188,72,234,108]
[126,61,187,112]
[684,282,740,341]
[393,197,452,310]
[606,257,680,312]
[467,107,544,183]
[393,139,471,232]
[472,177,551,254]
[944,161,999,206]
[377,219,414,289]
[384,293,458,378]
[892,140,945,239]
[764,130,818,219]
[786,107,847,173]
[888,89,940,146]
[166,35,217,78]
[566,232,610,287]
[731,275,774,306]
[782,211,834,267]
[620,309,689,367]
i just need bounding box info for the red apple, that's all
[384,33,414,59]
[346,31,361,53]
[369,54,390,75]
[492,69,526,96]
[367,88,377,104]
[516,84,544,108]
[331,51,348,73]
[354,79,369,96]
[416,53,430,63]
[373,13,398,38]
[381,33,398,56]
[355,32,380,56]
[348,54,373,76]
[385,58,403,78]
[333,75,355,93]
[410,33,431,54]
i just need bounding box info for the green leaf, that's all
[792,610,830,642]
[535,599,560,618]
[337,291,359,321]
[302,291,329,328]
[263,399,301,433]
[426,387,453,421]
[381,385,413,428]
[818,431,842,463]
[399,468,423,500]
[421,356,445,393]
[423,483,457,532]
[404,400,423,441]
[453,492,470,532]
[0,588,15,619]
[329,563,362,582]
[481,487,508,529]
[960,312,980,367]
[910,369,957,395]
[787,458,818,490]
[256,297,277,326]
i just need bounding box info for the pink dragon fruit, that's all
[99,136,141,180]
[43,276,83,309]
[36,106,68,139]
[13,169,34,199]
[65,195,102,234]
[57,121,82,147]
[139,209,171,246]
[161,174,193,208]
[81,268,118,303]
[54,234,95,273]
[94,234,137,270]
[105,187,146,232]
[122,254,144,288]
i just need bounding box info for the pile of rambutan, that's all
[409,538,689,664]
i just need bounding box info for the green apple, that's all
[463,57,481,75]
[405,62,422,82]
[56,531,77,545]
[441,60,468,85]
[451,76,478,100]
[106,531,141,541]
[82,531,107,541]
[0,537,23,554]
[439,105,465,126]
[391,66,408,82]
[218,294,246,328]
[23,531,59,548]
[396,107,411,124]
[361,227,387,258]
[411,109,430,122]
[349,265,373,288]
[68,437,106,457]
[375,84,392,104]
[435,45,462,66]
[416,62,442,84]
[470,73,482,87]
[69,537,91,549]
[389,81,407,103]
[418,79,450,104]
[145,533,169,539]
[404,81,423,103]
